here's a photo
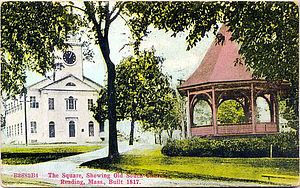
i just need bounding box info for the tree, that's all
[3,2,131,157]
[174,90,188,139]
[1,2,79,96]
[141,92,182,144]
[3,1,297,156]
[193,100,213,126]
[91,88,108,126]
[125,1,299,126]
[93,50,176,145]
[217,100,246,124]
[140,75,182,144]
[116,50,166,145]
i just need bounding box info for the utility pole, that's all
[22,87,28,146]
[270,144,273,159]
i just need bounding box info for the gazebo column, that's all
[270,92,280,131]
[274,92,280,131]
[244,101,251,123]
[251,83,256,134]
[212,87,218,136]
[187,90,192,138]
[268,96,275,123]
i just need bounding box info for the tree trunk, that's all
[129,119,134,145]
[107,62,119,157]
[167,129,173,139]
[99,36,119,158]
[84,1,119,158]
[169,130,173,139]
[158,131,162,145]
[181,116,186,139]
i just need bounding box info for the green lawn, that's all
[81,147,299,186]
[1,145,102,165]
[1,175,55,187]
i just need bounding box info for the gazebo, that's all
[178,25,289,137]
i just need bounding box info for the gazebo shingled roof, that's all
[179,25,253,89]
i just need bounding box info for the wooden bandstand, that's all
[178,25,289,137]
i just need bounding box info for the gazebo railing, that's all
[191,122,278,136]
[218,123,252,135]
[191,125,214,136]
[256,122,278,133]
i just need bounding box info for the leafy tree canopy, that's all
[217,100,246,124]
[126,2,298,82]
[1,2,79,96]
[92,50,181,142]
[92,50,165,123]
[115,49,165,121]
[2,1,298,154]
[125,1,299,119]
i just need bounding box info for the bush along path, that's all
[161,132,299,157]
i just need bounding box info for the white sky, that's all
[23,3,280,123]
[25,12,216,87]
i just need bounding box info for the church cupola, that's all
[53,36,84,81]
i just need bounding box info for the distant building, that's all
[2,41,105,144]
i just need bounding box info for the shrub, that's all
[161,132,299,158]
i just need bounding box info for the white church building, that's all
[2,41,106,145]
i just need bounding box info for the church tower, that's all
[53,37,83,81]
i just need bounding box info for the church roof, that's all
[27,74,102,92]
[39,74,102,92]
[179,25,253,89]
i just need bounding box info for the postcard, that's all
[1,1,299,187]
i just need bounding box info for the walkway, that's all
[1,142,272,187]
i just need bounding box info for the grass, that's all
[1,175,55,187]
[81,147,299,186]
[1,145,102,165]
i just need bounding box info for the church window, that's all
[66,82,76,86]
[17,124,20,135]
[20,123,23,135]
[14,124,16,136]
[66,96,77,110]
[31,121,37,133]
[88,99,93,110]
[30,96,39,108]
[12,102,14,112]
[69,121,75,137]
[49,98,54,110]
[49,122,55,138]
[89,121,94,136]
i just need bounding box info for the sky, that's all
[24,5,273,122]
[25,13,216,88]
